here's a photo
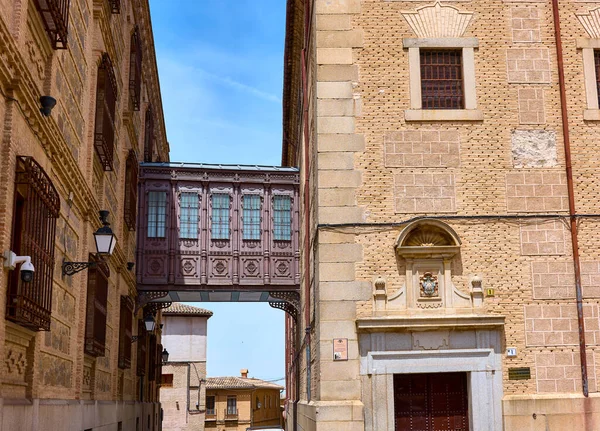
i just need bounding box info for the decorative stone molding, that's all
[401,2,474,38]
[373,276,387,312]
[577,7,600,39]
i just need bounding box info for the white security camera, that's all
[3,251,35,283]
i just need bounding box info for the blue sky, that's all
[150,0,287,382]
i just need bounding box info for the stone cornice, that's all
[356,314,505,332]
[132,0,169,161]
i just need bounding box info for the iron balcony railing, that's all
[206,409,216,419]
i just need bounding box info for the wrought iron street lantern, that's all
[144,313,156,332]
[62,210,117,276]
[162,348,169,364]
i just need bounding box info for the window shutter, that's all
[129,27,142,110]
[148,334,157,381]
[144,108,154,162]
[94,53,118,171]
[124,150,139,230]
[136,319,147,376]
[84,256,109,357]
[6,156,59,331]
[118,296,133,369]
[157,343,163,384]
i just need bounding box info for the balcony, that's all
[224,408,238,420]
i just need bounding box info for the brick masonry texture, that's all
[384,130,460,168]
[347,0,600,400]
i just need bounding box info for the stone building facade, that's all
[283,0,600,430]
[160,303,212,431]
[0,0,169,429]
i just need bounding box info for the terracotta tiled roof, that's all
[163,303,213,316]
[206,376,284,390]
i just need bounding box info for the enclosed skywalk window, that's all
[148,191,167,238]
[242,194,261,240]
[273,195,292,241]
[211,193,230,239]
[180,192,199,239]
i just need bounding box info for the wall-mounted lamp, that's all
[39,96,56,117]
[162,348,169,364]
[144,313,156,332]
[127,262,135,271]
[62,210,117,276]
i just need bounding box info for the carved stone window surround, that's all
[577,38,600,120]
[404,37,482,122]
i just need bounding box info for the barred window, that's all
[273,195,292,241]
[129,27,142,110]
[84,255,109,357]
[180,192,199,239]
[148,191,167,238]
[94,53,118,171]
[211,194,230,240]
[118,296,133,369]
[6,156,59,331]
[136,319,147,376]
[144,107,154,162]
[124,150,138,231]
[420,50,464,109]
[242,195,261,240]
[32,0,69,49]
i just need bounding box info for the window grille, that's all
[161,374,174,387]
[144,107,154,162]
[148,191,167,238]
[6,156,59,331]
[180,192,199,239]
[84,255,109,357]
[32,0,70,49]
[595,50,600,107]
[420,50,464,109]
[118,296,133,369]
[136,319,147,376]
[242,195,261,240]
[148,334,157,381]
[273,195,292,241]
[129,27,142,110]
[94,53,118,171]
[124,150,138,230]
[211,194,230,240]
[110,0,120,14]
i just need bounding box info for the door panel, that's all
[393,372,469,431]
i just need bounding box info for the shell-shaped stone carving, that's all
[577,7,600,39]
[403,226,455,247]
[402,2,474,38]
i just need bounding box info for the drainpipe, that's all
[551,0,588,397]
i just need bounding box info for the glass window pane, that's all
[180,192,199,239]
[273,195,292,241]
[243,195,261,240]
[211,193,230,240]
[148,191,166,238]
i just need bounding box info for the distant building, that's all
[161,303,213,431]
[206,369,284,431]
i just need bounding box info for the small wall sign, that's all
[333,338,348,361]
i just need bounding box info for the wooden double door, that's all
[393,372,469,431]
